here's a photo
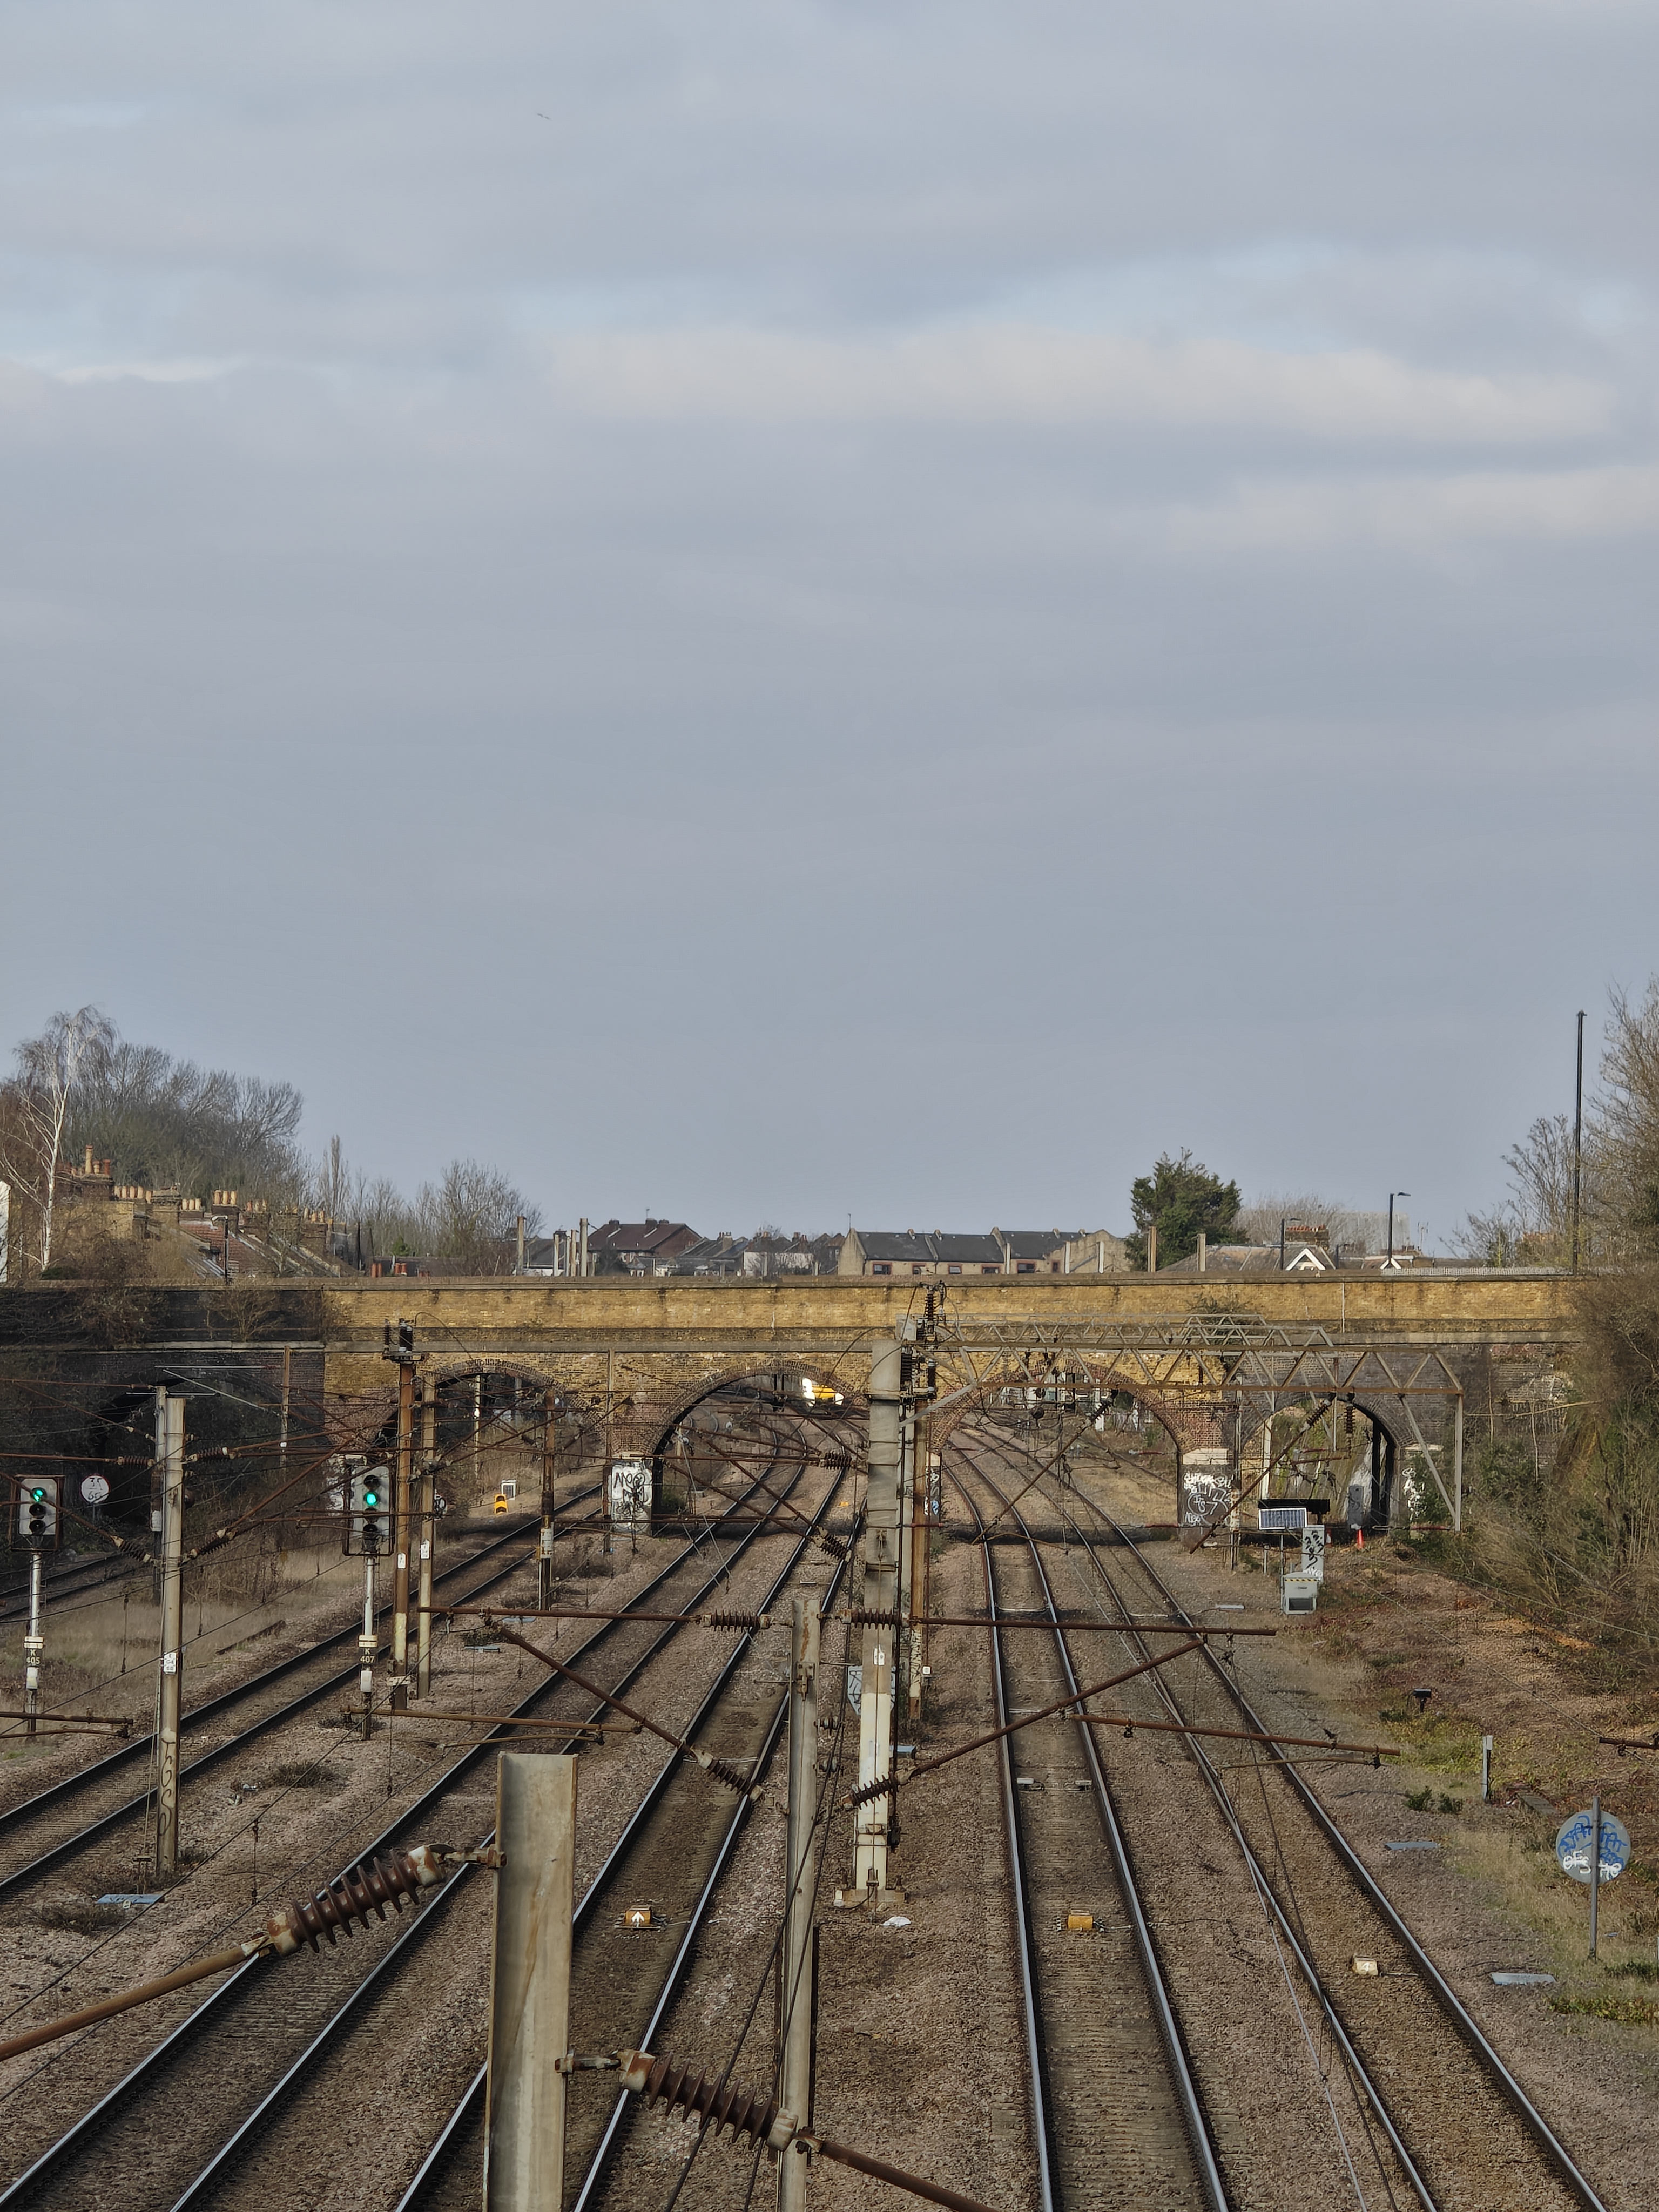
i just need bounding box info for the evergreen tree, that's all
[1125,1150,1241,1272]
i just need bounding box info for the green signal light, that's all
[363,1489,379,1508]
[29,1488,46,1503]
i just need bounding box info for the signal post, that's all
[17,1475,58,1736]
[347,1465,388,1736]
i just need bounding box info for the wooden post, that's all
[157,1392,185,1876]
[603,1350,615,1557]
[473,1374,483,1505]
[417,1369,437,1698]
[779,1594,820,2212]
[484,1753,575,2212]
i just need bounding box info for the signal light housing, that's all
[17,1479,58,1543]
[348,1466,389,1555]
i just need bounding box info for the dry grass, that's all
[33,1899,132,1936]
[0,1541,383,1709]
[1550,1993,1659,2026]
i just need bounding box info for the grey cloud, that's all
[2,0,1656,1238]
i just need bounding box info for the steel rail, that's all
[988,1432,1610,2212]
[0,1448,803,2211]
[568,1510,858,2212]
[1060,1474,1612,2212]
[0,1508,579,1853]
[976,1447,1410,2207]
[956,1456,1226,2212]
[0,1509,598,1906]
[394,1484,862,2212]
[176,1456,846,2212]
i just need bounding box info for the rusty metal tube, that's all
[844,1637,1206,1808]
[841,1611,1276,1636]
[0,1940,264,2062]
[1080,1711,1400,1759]
[474,1621,763,1799]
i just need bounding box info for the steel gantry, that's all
[924,1310,1478,1530]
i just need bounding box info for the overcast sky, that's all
[4,2,1656,1245]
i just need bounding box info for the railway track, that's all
[0,1503,602,1906]
[960,1425,1608,2212]
[950,1453,1223,2212]
[399,1466,855,2212]
[0,1417,847,2209]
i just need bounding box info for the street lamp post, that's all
[1387,1192,1411,1268]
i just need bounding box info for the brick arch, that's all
[636,1359,868,1462]
[1236,1391,1415,1523]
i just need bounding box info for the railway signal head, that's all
[350,1467,388,1554]
[18,1479,57,1543]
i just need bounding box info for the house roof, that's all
[586,1219,702,1258]
[853,1231,939,1263]
[930,1233,1006,1263]
[996,1229,1086,1259]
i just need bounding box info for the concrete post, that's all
[779,1594,819,2212]
[855,1338,902,1896]
[484,1752,575,2212]
[359,1551,376,1739]
[157,1392,185,1876]
[392,1357,414,1710]
[417,1371,437,1698]
[1453,1393,1464,1534]
[539,1387,557,1612]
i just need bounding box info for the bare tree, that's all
[414,1158,543,1266]
[1594,981,1659,1255]
[1235,1192,1404,1253]
[0,1007,114,1270]
[1452,1115,1577,1265]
